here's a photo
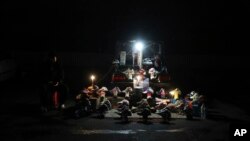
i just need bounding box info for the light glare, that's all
[135,42,143,51]
[90,75,95,80]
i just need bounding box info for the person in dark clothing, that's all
[153,54,162,72]
[40,52,68,112]
[43,52,64,83]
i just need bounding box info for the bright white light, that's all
[135,42,144,51]
[90,75,95,81]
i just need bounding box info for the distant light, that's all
[90,75,95,81]
[135,42,144,51]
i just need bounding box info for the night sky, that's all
[1,0,250,55]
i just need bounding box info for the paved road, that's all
[0,109,231,141]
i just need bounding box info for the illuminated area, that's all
[133,75,143,89]
[133,41,144,69]
[135,41,144,51]
[90,75,95,81]
[112,39,171,90]
[90,74,95,87]
[136,75,142,81]
[133,75,141,87]
[169,88,181,101]
[169,90,175,96]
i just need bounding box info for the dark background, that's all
[1,0,250,54]
[1,0,250,110]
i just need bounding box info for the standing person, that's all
[40,51,68,112]
[153,54,162,71]
[44,51,64,83]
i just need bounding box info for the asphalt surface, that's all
[1,78,250,141]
